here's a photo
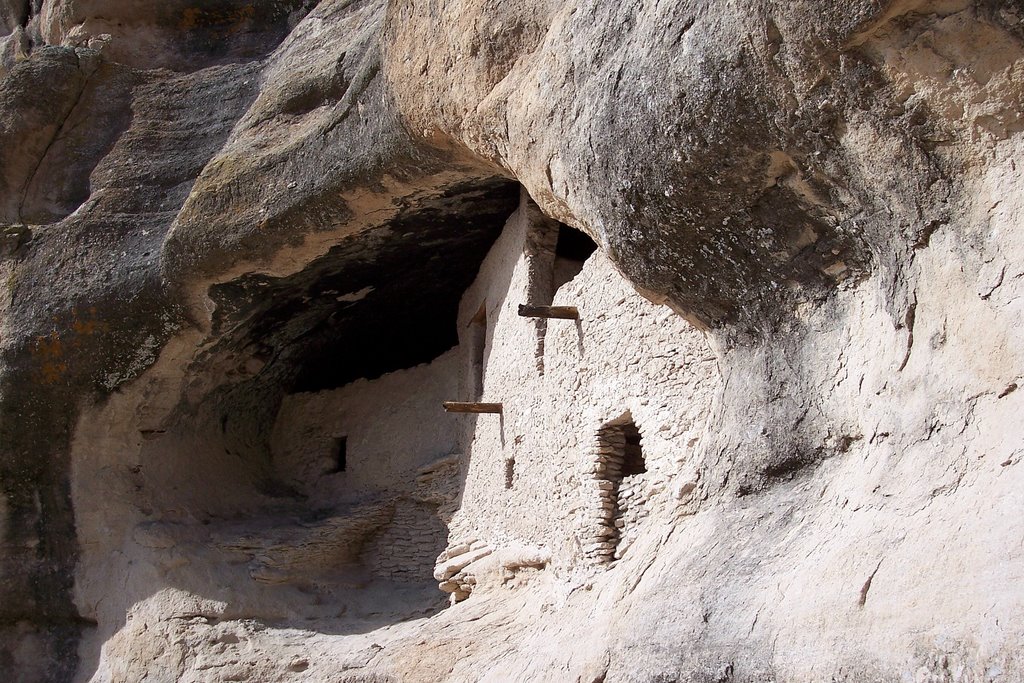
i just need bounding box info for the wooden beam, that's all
[517,304,579,320]
[443,402,503,414]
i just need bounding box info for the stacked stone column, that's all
[583,426,626,564]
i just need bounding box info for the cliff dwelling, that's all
[260,190,716,603]
[1,1,1022,682]
[47,184,721,680]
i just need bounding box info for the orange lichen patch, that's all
[34,333,68,385]
[31,308,109,385]
[71,307,107,337]
[179,5,258,33]
[72,317,100,336]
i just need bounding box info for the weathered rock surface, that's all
[0,0,1021,681]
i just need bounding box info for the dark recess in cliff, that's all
[208,178,520,393]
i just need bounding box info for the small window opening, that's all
[469,303,487,401]
[504,457,515,490]
[621,422,646,476]
[552,223,598,293]
[328,436,347,473]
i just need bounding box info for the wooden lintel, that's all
[443,402,503,414]
[517,304,579,320]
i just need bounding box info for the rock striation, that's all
[0,0,1021,681]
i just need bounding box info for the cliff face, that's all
[0,1,1021,681]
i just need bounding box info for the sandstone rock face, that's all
[0,1,1021,682]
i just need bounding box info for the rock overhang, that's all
[206,177,520,393]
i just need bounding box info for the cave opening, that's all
[107,178,523,634]
[206,178,520,393]
[552,223,598,293]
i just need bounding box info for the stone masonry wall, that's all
[361,499,449,583]
[270,349,460,508]
[270,355,465,586]
[442,197,719,580]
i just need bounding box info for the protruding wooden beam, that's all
[517,304,579,320]
[443,402,503,414]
